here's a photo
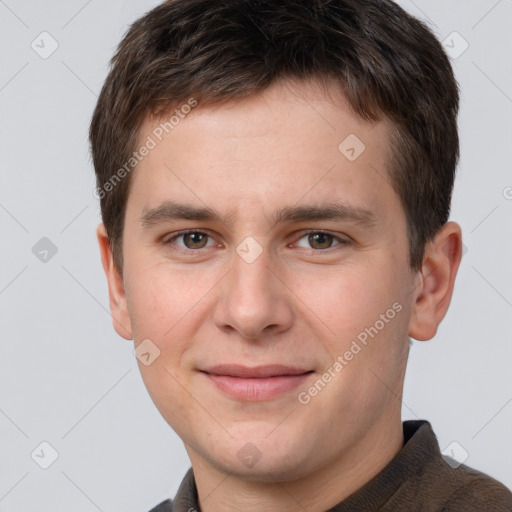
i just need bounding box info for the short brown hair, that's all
[89,0,459,274]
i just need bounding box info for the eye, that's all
[163,229,350,255]
[293,231,349,251]
[164,230,217,252]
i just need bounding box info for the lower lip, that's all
[203,372,313,401]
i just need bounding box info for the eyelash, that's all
[163,229,351,255]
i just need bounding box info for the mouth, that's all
[200,364,315,401]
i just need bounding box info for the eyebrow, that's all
[139,200,378,230]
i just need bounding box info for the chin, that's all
[216,455,314,483]
[199,434,320,483]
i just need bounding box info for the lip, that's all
[201,365,314,401]
[203,364,311,378]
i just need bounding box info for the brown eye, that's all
[182,232,209,249]
[307,232,334,250]
[294,231,349,251]
[164,230,215,253]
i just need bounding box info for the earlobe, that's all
[407,222,463,342]
[96,223,133,340]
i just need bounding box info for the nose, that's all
[212,246,294,341]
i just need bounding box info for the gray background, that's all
[0,0,511,510]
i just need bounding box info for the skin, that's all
[97,78,462,512]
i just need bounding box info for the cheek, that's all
[300,258,409,394]
[125,264,216,394]
[291,257,403,342]
[126,268,202,423]
[312,308,409,432]
[340,264,410,376]
[337,293,410,410]
[125,262,209,340]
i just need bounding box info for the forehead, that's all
[127,79,398,228]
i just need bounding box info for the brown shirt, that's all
[148,420,512,511]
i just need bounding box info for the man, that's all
[90,0,512,510]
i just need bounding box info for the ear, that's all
[408,221,463,341]
[96,223,133,340]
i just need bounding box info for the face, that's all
[104,79,425,481]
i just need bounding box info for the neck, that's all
[187,414,404,512]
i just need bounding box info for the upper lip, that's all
[202,364,313,378]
